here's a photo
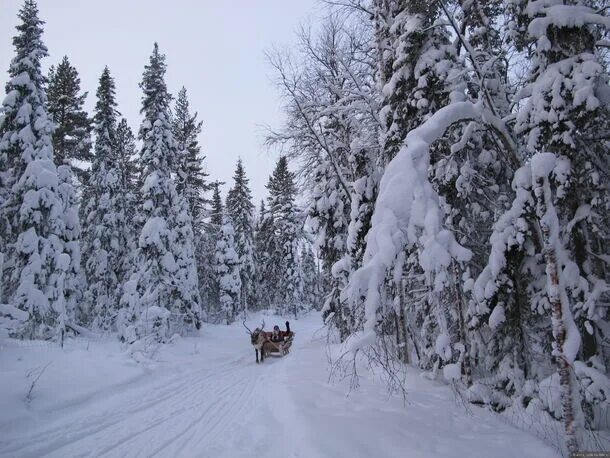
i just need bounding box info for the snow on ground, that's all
[0,312,559,458]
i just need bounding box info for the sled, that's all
[261,331,294,356]
[245,320,295,363]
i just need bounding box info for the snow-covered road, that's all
[0,312,559,457]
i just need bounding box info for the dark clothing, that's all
[271,331,284,343]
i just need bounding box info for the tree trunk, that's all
[242,280,248,320]
[533,175,578,455]
[396,278,409,364]
[452,261,472,386]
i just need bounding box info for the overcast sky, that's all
[0,0,322,203]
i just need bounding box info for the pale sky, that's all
[0,0,322,203]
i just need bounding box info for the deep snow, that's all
[0,312,559,458]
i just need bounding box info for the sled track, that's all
[0,356,262,458]
[0,314,559,458]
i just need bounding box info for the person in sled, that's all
[267,324,291,354]
[271,325,284,343]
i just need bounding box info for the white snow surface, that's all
[0,312,559,458]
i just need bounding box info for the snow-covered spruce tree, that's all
[82,67,135,331]
[197,181,224,317]
[129,43,202,341]
[114,117,140,277]
[418,0,520,384]
[474,2,610,452]
[361,0,513,377]
[46,55,92,185]
[0,0,80,340]
[57,151,83,328]
[116,118,140,199]
[210,181,224,227]
[300,245,320,310]
[214,215,241,324]
[108,118,141,307]
[170,188,204,332]
[171,86,209,233]
[171,87,210,323]
[374,0,446,165]
[226,159,255,317]
[334,0,521,381]
[265,156,302,317]
[254,199,276,311]
[433,0,520,393]
[368,0,469,371]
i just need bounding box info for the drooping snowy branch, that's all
[346,101,484,348]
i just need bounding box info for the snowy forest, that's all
[1,0,609,456]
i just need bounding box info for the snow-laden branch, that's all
[527,3,610,38]
[345,101,482,351]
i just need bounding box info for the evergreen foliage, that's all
[171,86,209,233]
[128,43,202,340]
[82,68,139,331]
[214,215,241,324]
[46,55,92,184]
[226,159,255,315]
[0,0,81,339]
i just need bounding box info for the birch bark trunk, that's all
[533,174,578,455]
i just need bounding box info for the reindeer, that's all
[242,320,293,363]
[243,319,270,363]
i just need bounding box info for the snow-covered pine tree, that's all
[197,181,224,316]
[474,2,610,452]
[82,67,133,331]
[46,55,92,185]
[226,159,255,317]
[266,156,302,317]
[171,86,209,233]
[57,151,83,329]
[114,117,140,280]
[254,199,275,311]
[171,87,210,325]
[46,58,93,328]
[170,187,204,332]
[365,0,466,370]
[214,215,241,324]
[300,245,320,310]
[374,0,446,165]
[210,181,224,227]
[432,0,517,392]
[0,0,80,339]
[130,43,201,340]
[116,118,139,198]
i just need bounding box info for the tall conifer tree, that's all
[82,67,138,330]
[130,43,201,339]
[226,159,255,316]
[172,86,209,232]
[0,0,80,339]
[265,157,302,316]
[214,215,241,324]
[46,55,92,184]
